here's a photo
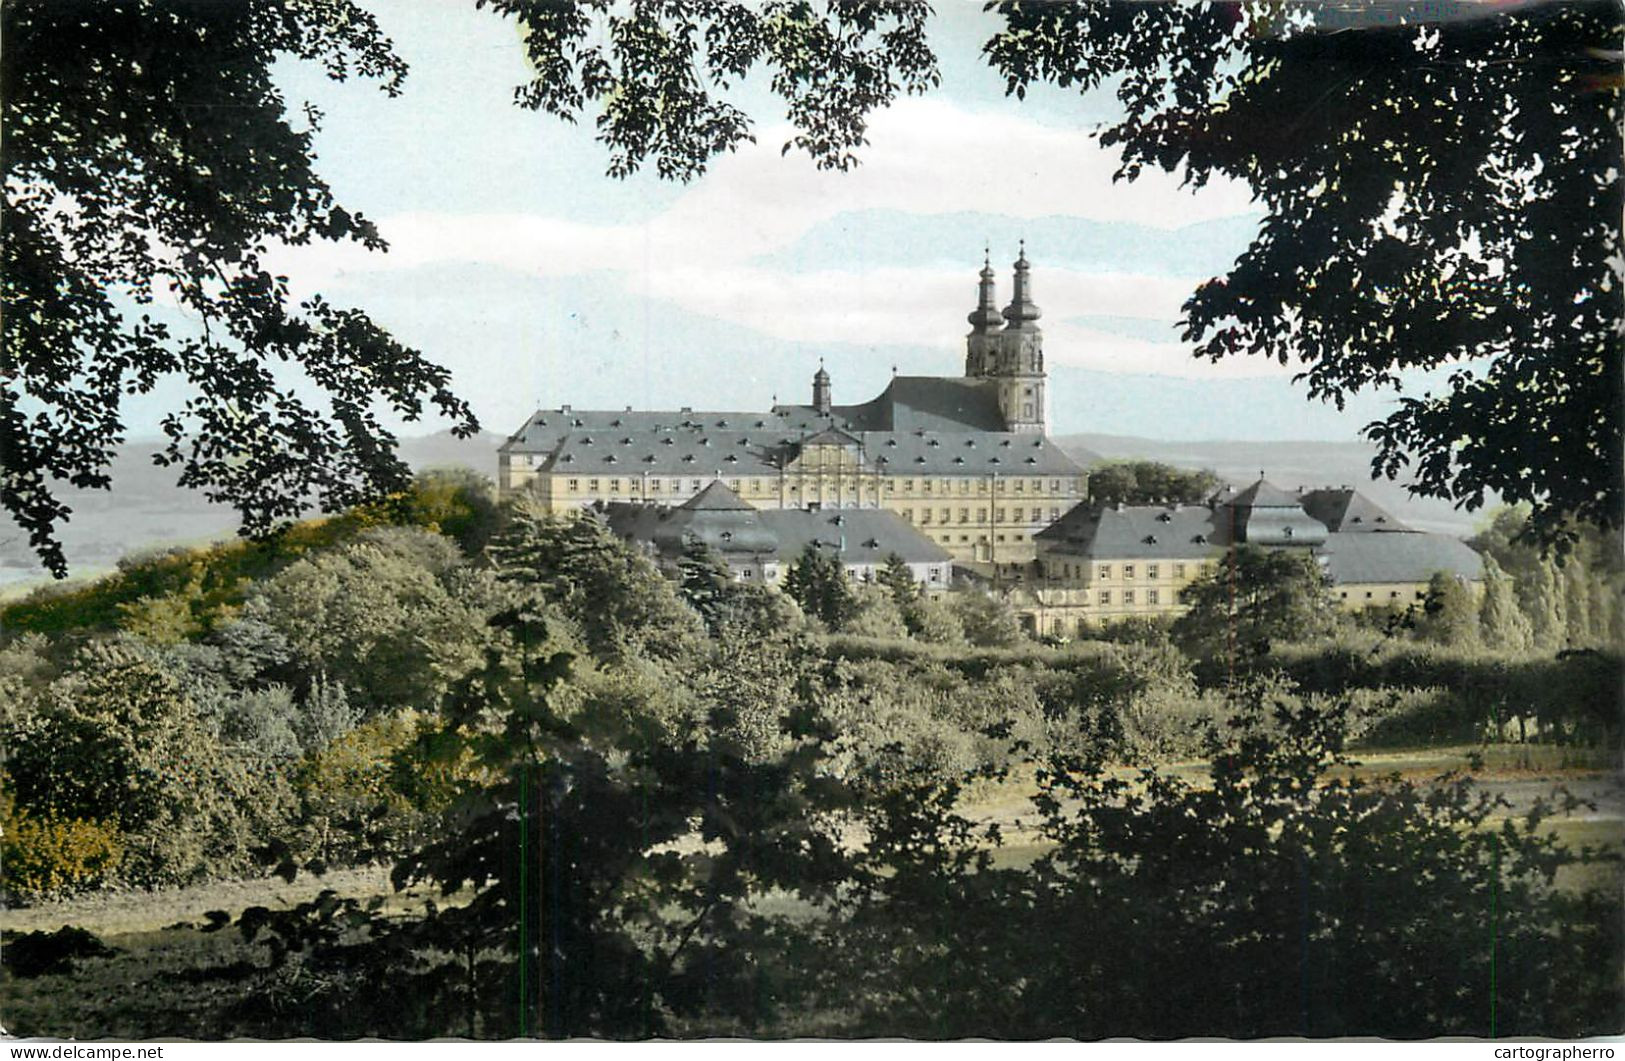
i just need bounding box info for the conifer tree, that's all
[676,535,735,636]
[783,544,857,631]
[1478,555,1533,653]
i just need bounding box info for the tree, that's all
[1173,545,1337,658]
[782,543,858,631]
[1414,571,1481,648]
[948,591,1025,648]
[3,1,479,579]
[1478,554,1534,653]
[676,535,736,636]
[817,679,1622,1037]
[486,502,704,663]
[249,527,497,712]
[987,2,1622,544]
[232,602,862,1039]
[3,643,290,886]
[1088,461,1220,507]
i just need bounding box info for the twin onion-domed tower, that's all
[964,244,1047,434]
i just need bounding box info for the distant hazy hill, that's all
[0,430,509,592]
[1056,433,1490,539]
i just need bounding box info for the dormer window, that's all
[725,454,738,463]
[915,456,927,464]
[965,439,976,447]
[621,437,633,445]
[1282,526,1294,538]
[953,456,966,465]
[682,454,696,463]
[1157,512,1172,523]
[928,439,941,447]
[1192,534,1208,544]
[661,437,675,445]
[989,457,1002,465]
[581,436,594,444]
[1143,534,1158,544]
[604,454,618,464]
[1024,457,1037,464]
[610,418,622,427]
[1000,440,1012,448]
[720,530,733,542]
[643,455,657,463]
[717,419,729,427]
[886,438,898,447]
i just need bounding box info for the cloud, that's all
[268,94,1282,387]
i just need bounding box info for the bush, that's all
[1,792,122,902]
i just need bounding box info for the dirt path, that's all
[2,864,404,937]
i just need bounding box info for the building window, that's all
[903,510,913,523]
[691,480,702,491]
[996,508,1007,522]
[742,569,753,579]
[959,479,971,494]
[978,508,988,522]
[1098,564,1111,580]
[922,510,932,525]
[940,508,951,523]
[1147,564,1159,579]
[923,480,933,494]
[567,479,579,491]
[1148,589,1160,605]
[1014,479,1025,492]
[609,478,621,492]
[1099,590,1111,605]
[1050,507,1060,521]
[588,479,600,492]
[1124,564,1136,579]
[1124,590,1135,604]
[1174,563,1185,578]
[1050,480,1061,492]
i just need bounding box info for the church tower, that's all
[964,251,1003,378]
[994,245,1046,434]
[812,360,832,416]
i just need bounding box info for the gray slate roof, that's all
[601,491,951,565]
[1298,488,1407,532]
[1036,502,1231,559]
[776,376,1009,434]
[502,408,1084,478]
[1317,531,1483,585]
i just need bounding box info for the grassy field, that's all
[4,743,1619,1040]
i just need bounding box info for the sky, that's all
[168,1,1440,443]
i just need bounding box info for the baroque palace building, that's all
[499,249,1482,626]
[498,249,1087,567]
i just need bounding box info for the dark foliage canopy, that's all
[987,0,1624,543]
[2,0,478,578]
